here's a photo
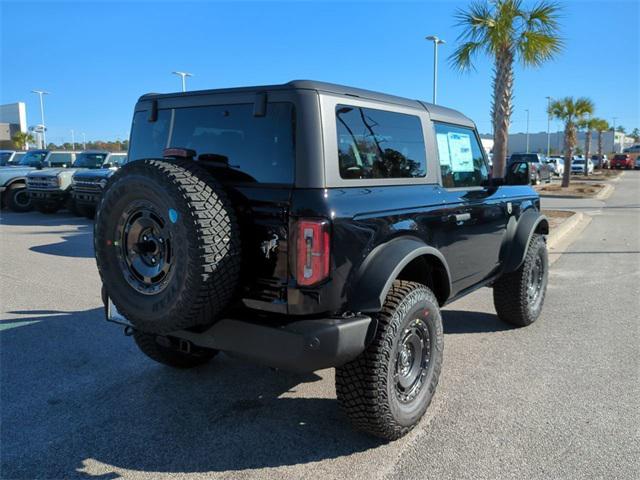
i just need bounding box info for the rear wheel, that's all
[133,331,218,368]
[493,234,548,327]
[335,281,444,440]
[95,159,241,334]
[6,184,33,212]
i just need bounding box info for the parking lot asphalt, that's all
[1,172,639,480]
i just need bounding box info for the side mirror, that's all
[36,162,43,170]
[505,162,530,185]
[102,163,112,169]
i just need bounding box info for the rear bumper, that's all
[107,300,373,373]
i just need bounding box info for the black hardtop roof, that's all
[138,80,473,126]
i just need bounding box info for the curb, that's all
[547,211,592,266]
[595,183,614,200]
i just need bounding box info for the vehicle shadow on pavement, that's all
[442,310,516,334]
[28,224,94,259]
[0,308,384,479]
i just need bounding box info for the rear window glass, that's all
[128,110,172,161]
[170,103,295,184]
[510,154,537,162]
[335,105,426,180]
[613,155,627,160]
[128,103,295,184]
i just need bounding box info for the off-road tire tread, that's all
[95,158,241,334]
[133,331,217,369]
[493,234,547,327]
[335,280,443,440]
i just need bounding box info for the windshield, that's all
[614,155,627,160]
[19,151,48,167]
[73,153,108,168]
[573,160,585,165]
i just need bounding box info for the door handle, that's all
[449,213,471,223]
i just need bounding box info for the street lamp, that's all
[172,71,193,92]
[525,109,530,153]
[545,96,552,158]
[425,36,445,104]
[82,132,87,150]
[71,129,75,150]
[31,90,50,148]
[612,116,618,153]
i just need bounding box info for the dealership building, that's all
[481,130,634,156]
[0,102,29,149]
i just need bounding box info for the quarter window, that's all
[335,105,426,180]
[434,123,488,188]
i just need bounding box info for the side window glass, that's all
[128,110,171,161]
[434,123,488,188]
[335,105,426,180]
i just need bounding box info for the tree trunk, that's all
[584,130,591,176]
[597,130,603,156]
[491,49,514,178]
[561,123,575,188]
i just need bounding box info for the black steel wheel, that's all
[493,234,548,326]
[336,280,444,440]
[6,184,33,212]
[95,159,241,334]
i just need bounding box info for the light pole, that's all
[82,132,87,150]
[71,129,75,150]
[612,116,618,153]
[525,109,530,153]
[545,96,552,157]
[425,36,445,104]
[31,90,50,148]
[172,71,193,92]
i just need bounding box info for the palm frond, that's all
[449,41,484,72]
[518,30,563,66]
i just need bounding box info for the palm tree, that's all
[12,131,34,150]
[548,97,594,187]
[631,127,640,143]
[592,118,609,158]
[616,125,626,134]
[578,117,598,176]
[450,0,562,178]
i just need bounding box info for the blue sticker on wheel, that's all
[168,208,178,224]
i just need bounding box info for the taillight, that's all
[296,219,330,286]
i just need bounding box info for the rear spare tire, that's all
[95,159,241,334]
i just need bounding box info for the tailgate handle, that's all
[450,213,471,223]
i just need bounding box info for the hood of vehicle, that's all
[0,167,35,184]
[28,168,77,178]
[73,168,116,181]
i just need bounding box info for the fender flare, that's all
[349,236,452,312]
[502,209,549,273]
[5,177,27,187]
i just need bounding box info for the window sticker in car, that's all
[447,132,474,173]
[436,133,451,168]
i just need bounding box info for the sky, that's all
[1,0,639,144]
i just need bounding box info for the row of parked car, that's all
[0,149,127,216]
[502,152,640,186]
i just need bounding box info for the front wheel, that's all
[34,200,60,214]
[493,234,548,327]
[335,280,444,440]
[6,184,33,212]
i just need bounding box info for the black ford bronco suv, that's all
[95,81,549,440]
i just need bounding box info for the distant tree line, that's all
[45,140,129,152]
